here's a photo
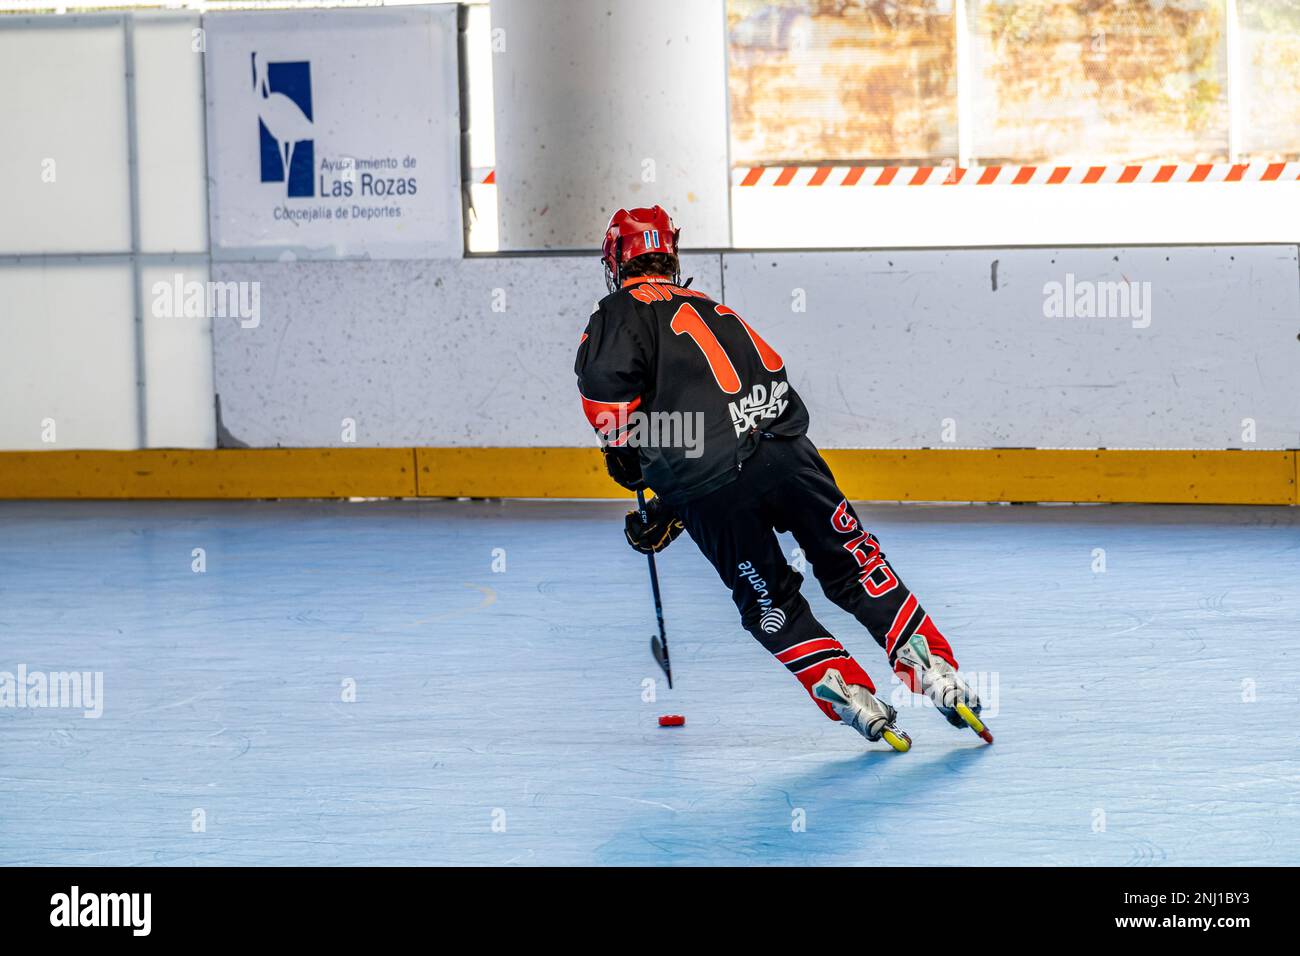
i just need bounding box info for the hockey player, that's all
[575,206,990,750]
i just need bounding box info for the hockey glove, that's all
[624,496,685,555]
[603,445,646,491]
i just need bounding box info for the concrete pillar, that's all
[490,0,731,251]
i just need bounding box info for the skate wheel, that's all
[955,702,993,744]
[882,728,911,753]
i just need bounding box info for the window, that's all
[968,0,1228,164]
[727,1,959,165]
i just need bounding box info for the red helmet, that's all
[601,205,680,293]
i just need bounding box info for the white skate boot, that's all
[894,639,993,744]
[811,669,911,752]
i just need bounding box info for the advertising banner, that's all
[204,6,462,259]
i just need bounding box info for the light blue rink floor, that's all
[0,499,1297,867]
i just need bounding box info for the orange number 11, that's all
[669,304,784,395]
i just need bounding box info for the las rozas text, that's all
[320,173,417,197]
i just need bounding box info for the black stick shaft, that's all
[637,488,672,688]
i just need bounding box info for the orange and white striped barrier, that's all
[731,161,1300,187]
[472,162,1299,187]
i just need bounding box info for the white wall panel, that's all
[722,246,1300,449]
[210,246,1299,451]
[210,254,724,447]
[490,0,731,250]
[140,263,216,449]
[134,14,209,254]
[0,19,132,254]
[0,262,138,450]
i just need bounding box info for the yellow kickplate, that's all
[414,447,611,499]
[821,449,1297,506]
[0,448,417,499]
[0,447,1293,503]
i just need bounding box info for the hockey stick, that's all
[637,488,673,689]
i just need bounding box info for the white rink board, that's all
[0,262,139,450]
[133,13,209,255]
[722,245,1300,449]
[211,246,1298,450]
[140,263,216,449]
[210,254,724,447]
[0,17,131,255]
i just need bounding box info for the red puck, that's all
[658,714,685,727]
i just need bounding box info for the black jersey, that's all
[575,275,810,505]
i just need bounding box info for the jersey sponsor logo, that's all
[759,607,786,634]
[830,498,900,598]
[831,500,857,533]
[728,381,789,435]
[737,559,775,613]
